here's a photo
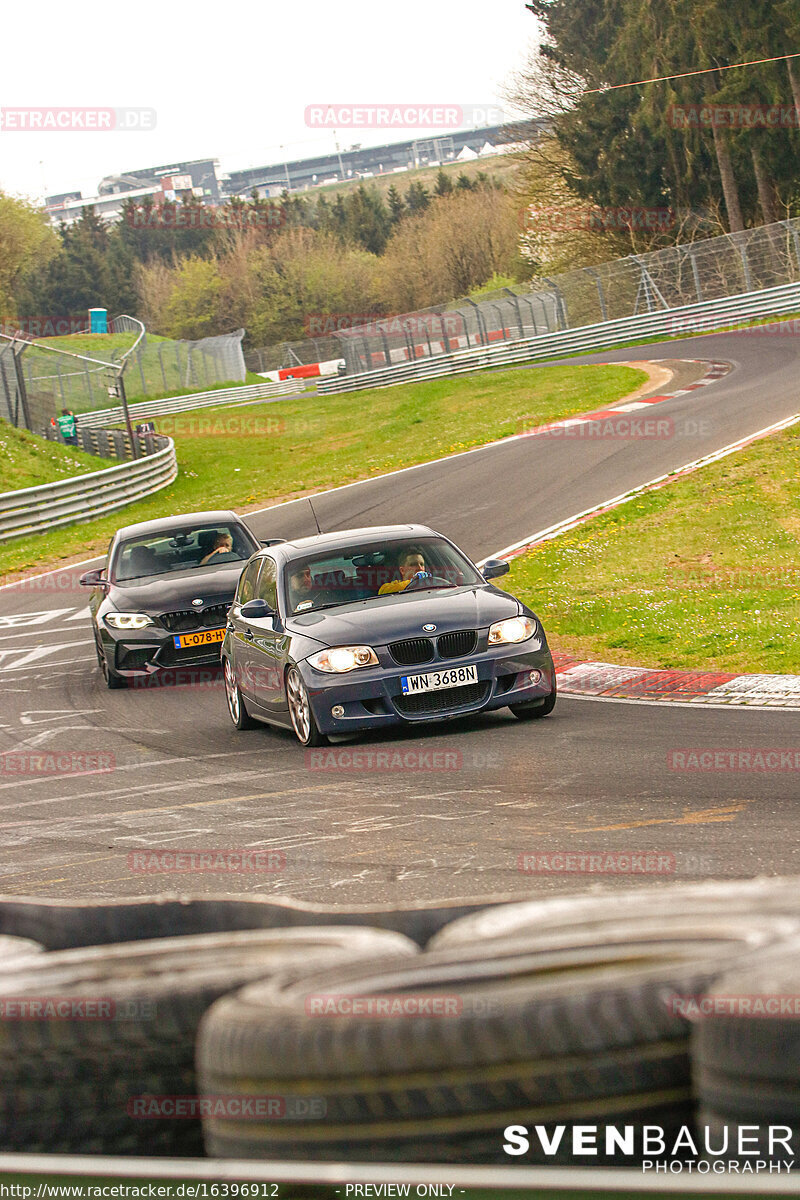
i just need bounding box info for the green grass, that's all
[506,423,800,675]
[0,361,644,578]
[37,331,144,359]
[0,420,115,493]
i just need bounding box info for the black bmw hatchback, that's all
[81,511,261,688]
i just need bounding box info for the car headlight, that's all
[104,612,155,630]
[308,646,378,673]
[488,616,537,645]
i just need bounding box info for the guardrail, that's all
[0,435,177,542]
[319,281,800,394]
[77,378,307,428]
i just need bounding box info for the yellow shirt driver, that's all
[378,549,429,595]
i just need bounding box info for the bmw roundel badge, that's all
[192,598,204,608]
[422,623,436,632]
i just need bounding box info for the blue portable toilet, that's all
[89,308,108,333]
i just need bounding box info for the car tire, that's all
[286,666,326,747]
[429,877,800,951]
[509,681,556,720]
[691,944,800,1155]
[0,926,417,1155]
[196,911,800,1164]
[96,635,126,690]
[223,657,258,730]
[0,935,44,965]
[0,894,512,953]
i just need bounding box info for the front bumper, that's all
[101,626,225,677]
[297,640,556,735]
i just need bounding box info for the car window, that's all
[284,537,481,614]
[114,523,256,581]
[236,559,262,605]
[256,557,278,609]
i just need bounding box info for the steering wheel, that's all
[404,572,451,591]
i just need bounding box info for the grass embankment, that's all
[0,421,115,493]
[35,332,264,406]
[0,361,645,577]
[506,424,800,675]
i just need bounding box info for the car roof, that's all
[268,525,438,558]
[112,511,246,539]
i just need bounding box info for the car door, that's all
[228,557,263,703]
[243,556,287,713]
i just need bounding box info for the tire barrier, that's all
[428,877,800,950]
[0,934,44,965]
[2,881,800,1166]
[0,927,417,1156]
[693,944,800,1160]
[0,892,508,952]
[196,908,800,1164]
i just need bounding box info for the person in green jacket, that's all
[56,409,78,445]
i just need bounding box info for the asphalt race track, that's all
[2,329,799,904]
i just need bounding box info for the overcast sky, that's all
[0,0,537,203]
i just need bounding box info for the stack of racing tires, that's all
[0,879,798,1165]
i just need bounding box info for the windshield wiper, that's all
[290,601,350,615]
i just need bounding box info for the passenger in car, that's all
[378,547,429,594]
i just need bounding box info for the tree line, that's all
[1,172,530,347]
[518,0,800,233]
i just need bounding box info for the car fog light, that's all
[331,705,345,718]
[529,670,542,684]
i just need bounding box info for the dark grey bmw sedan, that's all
[222,524,556,746]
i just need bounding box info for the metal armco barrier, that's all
[0,435,177,542]
[319,281,800,394]
[77,378,306,429]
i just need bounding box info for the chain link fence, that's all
[250,218,800,375]
[0,321,247,440]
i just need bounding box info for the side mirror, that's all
[259,538,286,548]
[240,598,275,619]
[80,570,109,588]
[482,559,510,581]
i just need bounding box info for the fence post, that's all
[583,269,608,322]
[502,288,525,338]
[686,249,703,302]
[11,342,33,431]
[542,278,569,329]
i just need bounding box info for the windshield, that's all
[113,523,257,581]
[284,536,483,614]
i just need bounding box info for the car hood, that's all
[286,585,521,645]
[108,562,244,612]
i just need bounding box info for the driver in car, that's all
[378,547,431,595]
[200,533,234,565]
